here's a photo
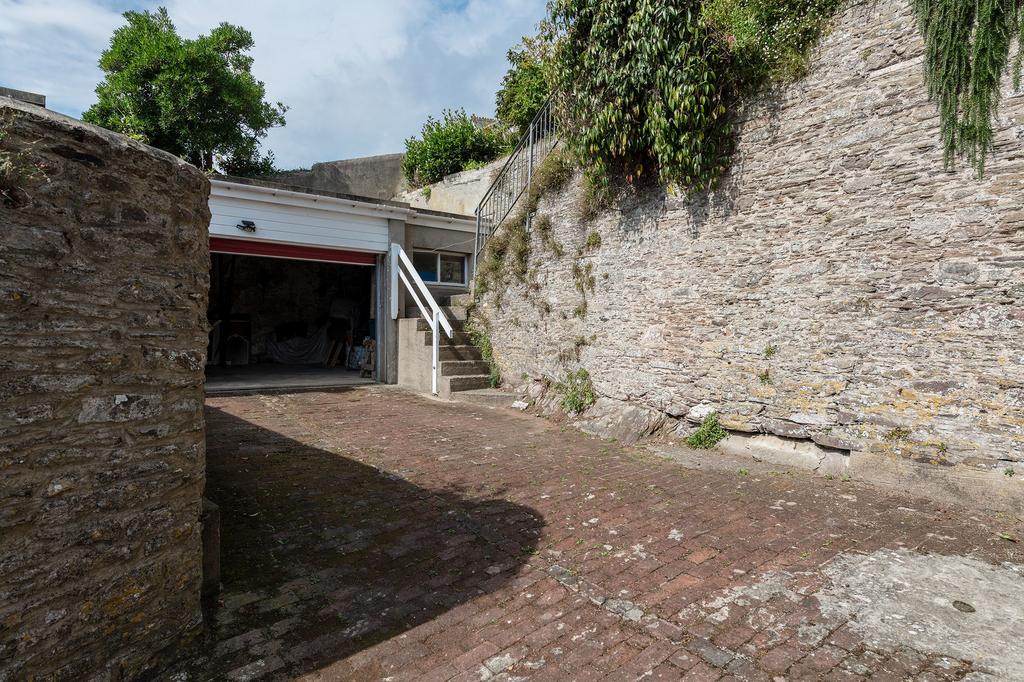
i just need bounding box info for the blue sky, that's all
[0,0,546,169]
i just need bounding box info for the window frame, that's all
[412,249,467,287]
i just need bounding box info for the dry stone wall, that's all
[477,1,1024,510]
[0,98,210,679]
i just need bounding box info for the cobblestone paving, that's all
[177,387,1024,681]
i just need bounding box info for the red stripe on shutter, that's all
[209,237,377,265]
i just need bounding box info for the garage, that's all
[204,178,396,392]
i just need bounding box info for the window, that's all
[413,251,466,285]
[412,251,437,282]
[439,254,465,284]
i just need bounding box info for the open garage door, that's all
[206,249,378,393]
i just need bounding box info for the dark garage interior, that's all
[206,253,377,391]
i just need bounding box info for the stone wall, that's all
[477,1,1024,510]
[0,98,210,679]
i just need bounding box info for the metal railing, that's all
[390,244,453,395]
[474,98,558,261]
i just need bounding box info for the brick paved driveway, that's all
[178,387,1024,681]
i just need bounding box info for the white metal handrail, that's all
[390,244,453,395]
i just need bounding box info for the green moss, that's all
[584,231,602,250]
[884,427,912,442]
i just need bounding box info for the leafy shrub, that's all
[402,109,512,185]
[701,0,845,86]
[686,413,729,449]
[559,368,596,413]
[496,37,551,134]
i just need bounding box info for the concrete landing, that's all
[205,364,373,394]
[448,388,520,409]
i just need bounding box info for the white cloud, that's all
[0,0,545,168]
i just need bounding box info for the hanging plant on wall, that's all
[911,0,1022,176]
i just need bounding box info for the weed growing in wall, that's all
[559,368,596,414]
[0,116,47,207]
[474,150,580,299]
[466,317,501,388]
[686,413,729,449]
[572,260,595,296]
[534,213,564,256]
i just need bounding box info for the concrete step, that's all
[449,388,520,409]
[404,305,468,321]
[438,345,484,362]
[415,317,467,333]
[424,330,474,347]
[441,360,490,376]
[444,375,492,392]
[449,293,473,307]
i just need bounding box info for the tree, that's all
[83,7,286,175]
[495,37,550,134]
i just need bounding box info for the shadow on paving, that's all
[186,402,544,679]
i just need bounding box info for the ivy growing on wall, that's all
[543,0,1022,193]
[547,1,733,191]
[912,0,1023,176]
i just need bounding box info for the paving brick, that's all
[167,388,1023,680]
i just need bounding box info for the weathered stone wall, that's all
[477,1,1024,510]
[0,98,210,679]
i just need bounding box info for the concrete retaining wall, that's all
[475,1,1024,511]
[0,98,210,679]
[268,153,406,200]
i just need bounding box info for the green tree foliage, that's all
[83,7,286,175]
[912,0,1023,176]
[547,1,733,191]
[401,109,511,185]
[495,37,550,134]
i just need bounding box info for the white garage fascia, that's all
[209,179,478,253]
[209,180,401,254]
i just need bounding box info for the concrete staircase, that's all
[397,293,498,398]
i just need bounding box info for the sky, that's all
[0,0,546,169]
